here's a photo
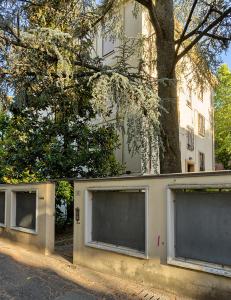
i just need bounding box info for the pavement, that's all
[0,241,183,300]
[0,251,96,300]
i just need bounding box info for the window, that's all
[198,113,205,136]
[0,191,6,226]
[198,87,204,102]
[167,187,231,277]
[11,191,37,233]
[102,34,114,57]
[186,87,192,108]
[186,127,194,151]
[209,108,213,126]
[85,188,147,258]
[210,91,214,106]
[199,152,205,171]
[148,34,155,74]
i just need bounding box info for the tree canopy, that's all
[0,0,230,176]
[0,0,163,181]
[214,64,231,169]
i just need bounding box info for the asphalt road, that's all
[0,253,98,300]
[0,242,174,300]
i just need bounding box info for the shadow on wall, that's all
[0,226,43,252]
[0,210,49,254]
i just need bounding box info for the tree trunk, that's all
[155,0,182,174]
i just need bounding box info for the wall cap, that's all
[73,170,231,182]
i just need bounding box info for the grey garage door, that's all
[92,190,145,252]
[175,190,231,266]
[16,191,36,230]
[0,192,5,224]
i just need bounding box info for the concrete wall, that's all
[73,172,231,299]
[0,182,55,255]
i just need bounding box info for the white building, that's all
[94,1,214,174]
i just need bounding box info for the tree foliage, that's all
[174,0,231,69]
[55,180,73,229]
[0,0,160,176]
[0,107,123,182]
[214,64,231,169]
[1,0,230,175]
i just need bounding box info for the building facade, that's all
[94,1,214,174]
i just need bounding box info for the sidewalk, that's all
[0,241,186,300]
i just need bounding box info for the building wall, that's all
[73,172,231,299]
[94,1,214,174]
[94,1,143,174]
[178,69,214,172]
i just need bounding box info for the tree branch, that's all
[135,0,149,8]
[175,7,213,44]
[0,15,21,43]
[136,0,162,38]
[175,0,199,54]
[17,0,42,7]
[197,31,231,42]
[176,7,231,62]
[92,0,115,28]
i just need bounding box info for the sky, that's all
[221,46,231,69]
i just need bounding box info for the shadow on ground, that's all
[0,251,129,300]
[55,228,73,263]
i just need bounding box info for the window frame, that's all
[84,186,149,259]
[186,126,194,151]
[102,32,115,57]
[199,151,205,171]
[167,185,231,278]
[10,189,38,235]
[198,113,205,137]
[198,87,204,102]
[186,87,192,108]
[0,190,6,227]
